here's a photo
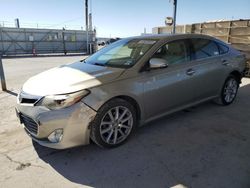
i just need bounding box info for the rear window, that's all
[217,43,229,55]
[191,38,220,60]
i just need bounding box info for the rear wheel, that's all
[215,75,239,105]
[90,98,137,148]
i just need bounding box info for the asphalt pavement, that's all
[0,56,250,188]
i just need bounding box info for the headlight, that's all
[40,90,90,110]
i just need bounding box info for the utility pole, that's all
[172,0,177,34]
[0,54,7,91]
[85,0,89,54]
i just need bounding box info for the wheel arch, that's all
[88,95,142,147]
[110,95,142,122]
[229,70,242,83]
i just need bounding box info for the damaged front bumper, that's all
[16,101,97,149]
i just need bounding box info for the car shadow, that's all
[34,83,250,188]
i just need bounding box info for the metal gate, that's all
[0,27,96,55]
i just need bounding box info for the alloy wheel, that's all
[223,78,238,103]
[100,106,133,145]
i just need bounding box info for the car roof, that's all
[127,33,216,41]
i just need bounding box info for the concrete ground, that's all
[0,56,250,188]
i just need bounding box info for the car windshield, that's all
[85,38,157,68]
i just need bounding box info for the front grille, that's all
[20,114,38,134]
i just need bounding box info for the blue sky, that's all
[0,0,249,37]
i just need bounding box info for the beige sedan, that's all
[16,34,246,149]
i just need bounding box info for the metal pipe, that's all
[0,54,7,91]
[85,0,89,54]
[172,0,177,34]
[62,28,67,55]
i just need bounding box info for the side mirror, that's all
[149,58,168,69]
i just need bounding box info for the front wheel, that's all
[215,75,239,105]
[90,98,137,148]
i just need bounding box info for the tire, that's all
[90,98,137,148]
[215,75,239,106]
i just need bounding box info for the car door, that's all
[142,39,201,120]
[188,38,228,101]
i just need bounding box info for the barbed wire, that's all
[0,20,84,30]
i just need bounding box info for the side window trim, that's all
[184,39,192,62]
[187,39,196,61]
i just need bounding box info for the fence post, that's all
[62,28,67,55]
[0,53,7,91]
[227,21,232,43]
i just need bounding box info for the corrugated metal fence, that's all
[153,19,250,77]
[0,27,96,56]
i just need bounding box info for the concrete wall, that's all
[0,27,96,56]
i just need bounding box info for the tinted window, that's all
[217,43,229,55]
[191,39,220,60]
[152,40,189,65]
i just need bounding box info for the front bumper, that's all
[16,101,96,149]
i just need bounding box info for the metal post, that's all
[15,18,20,28]
[0,27,4,55]
[172,0,177,34]
[85,0,89,54]
[0,54,7,91]
[62,28,67,55]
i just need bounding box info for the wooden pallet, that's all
[245,60,250,78]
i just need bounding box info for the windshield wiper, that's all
[93,62,106,67]
[81,60,106,67]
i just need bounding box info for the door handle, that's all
[186,69,196,76]
[222,59,229,66]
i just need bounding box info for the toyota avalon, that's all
[16,34,246,149]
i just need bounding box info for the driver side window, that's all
[153,40,189,65]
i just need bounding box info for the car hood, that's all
[22,62,125,96]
